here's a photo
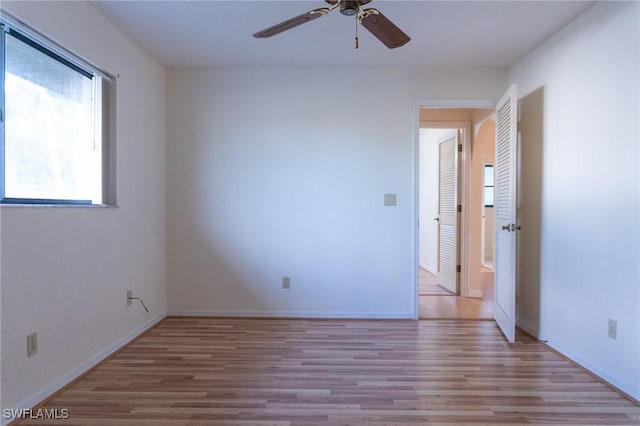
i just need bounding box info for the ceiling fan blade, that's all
[360,9,410,49]
[253,8,330,38]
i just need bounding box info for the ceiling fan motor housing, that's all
[340,0,359,16]
[327,0,372,16]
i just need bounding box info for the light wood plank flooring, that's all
[15,317,640,425]
[418,268,453,295]
[419,267,494,319]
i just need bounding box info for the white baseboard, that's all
[467,289,483,298]
[2,313,166,426]
[517,325,640,404]
[544,338,640,403]
[418,263,436,275]
[168,309,414,320]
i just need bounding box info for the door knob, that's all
[434,217,439,221]
[501,225,511,232]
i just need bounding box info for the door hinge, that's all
[456,265,461,273]
[457,205,462,213]
[458,144,463,152]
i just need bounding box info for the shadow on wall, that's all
[167,207,272,314]
[166,141,272,313]
[516,86,545,335]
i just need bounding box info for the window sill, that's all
[0,203,118,209]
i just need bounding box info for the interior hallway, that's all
[418,267,454,295]
[419,268,494,319]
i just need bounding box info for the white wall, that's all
[510,1,640,400]
[419,128,452,273]
[166,68,506,318]
[483,207,494,260]
[0,0,166,415]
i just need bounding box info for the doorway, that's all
[416,106,496,320]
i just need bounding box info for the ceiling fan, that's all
[253,0,410,49]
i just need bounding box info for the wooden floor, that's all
[419,267,495,319]
[418,268,453,295]
[17,317,640,425]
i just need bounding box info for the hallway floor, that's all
[419,267,494,319]
[418,267,454,295]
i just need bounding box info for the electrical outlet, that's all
[27,332,38,357]
[608,319,617,340]
[127,290,132,306]
[282,276,291,289]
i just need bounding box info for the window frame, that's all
[0,16,116,206]
[483,164,495,208]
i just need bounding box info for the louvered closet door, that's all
[494,85,518,343]
[436,132,459,294]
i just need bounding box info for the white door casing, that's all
[436,131,459,294]
[494,85,518,342]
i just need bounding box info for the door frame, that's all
[412,98,497,319]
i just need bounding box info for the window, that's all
[1,19,113,205]
[483,164,494,207]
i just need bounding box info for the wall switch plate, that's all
[27,332,38,357]
[282,276,291,289]
[384,193,397,206]
[127,290,132,305]
[608,319,617,340]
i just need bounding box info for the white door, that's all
[436,131,459,294]
[494,85,518,342]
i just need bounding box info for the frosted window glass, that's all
[5,32,96,201]
[484,164,494,185]
[484,186,494,206]
[484,165,494,207]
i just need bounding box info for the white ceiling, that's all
[91,0,594,69]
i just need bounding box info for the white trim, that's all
[419,98,497,109]
[513,323,638,401]
[544,338,640,402]
[418,263,436,276]
[0,204,118,209]
[468,289,484,298]
[168,310,414,320]
[411,102,421,319]
[2,314,166,426]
